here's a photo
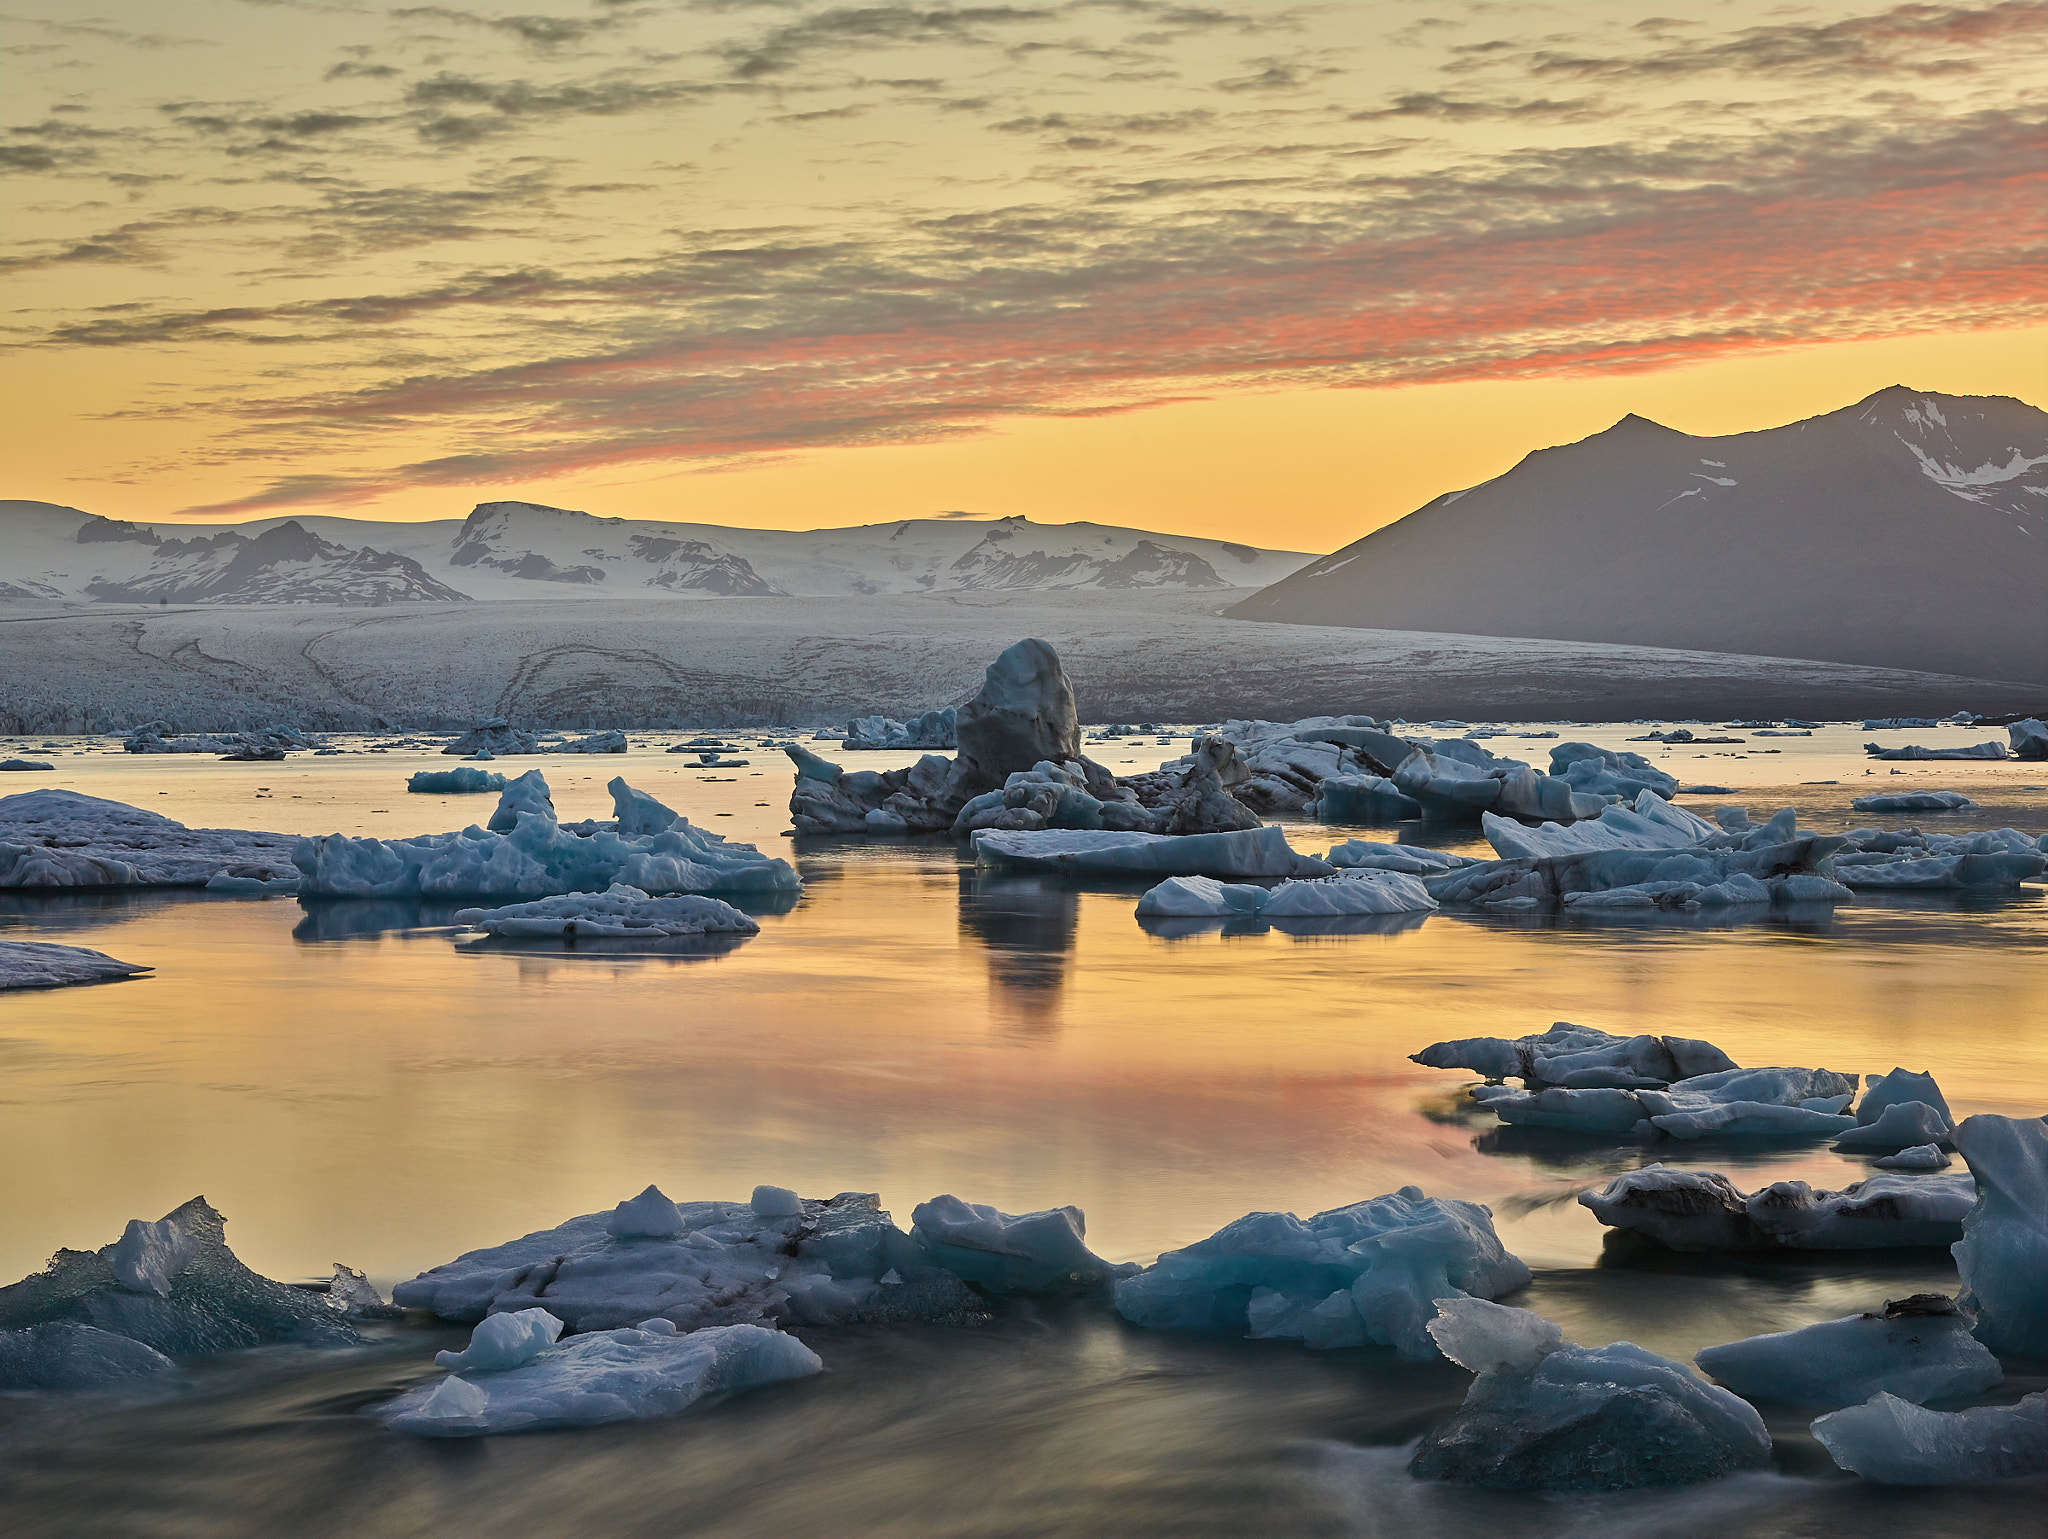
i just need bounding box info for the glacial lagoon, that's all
[1,724,2043,1534]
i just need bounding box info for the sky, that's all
[2,0,2043,553]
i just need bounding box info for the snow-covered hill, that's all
[1231,388,2048,684]
[0,500,1314,604]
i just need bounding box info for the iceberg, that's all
[0,1197,362,1357]
[0,759,51,772]
[1546,743,1681,801]
[1409,1299,1770,1490]
[1812,1391,2046,1484]
[1411,1021,1738,1089]
[1863,740,2007,760]
[0,1321,176,1391]
[1875,1144,1952,1171]
[453,885,758,939]
[1112,1187,1529,1359]
[1636,1066,1859,1139]
[843,708,957,750]
[1580,1166,1975,1251]
[1259,871,1435,917]
[1421,835,1852,911]
[1694,1294,2001,1410]
[1324,840,1478,875]
[1133,875,1269,917]
[1480,791,1719,860]
[1307,774,1421,821]
[908,1196,1136,1294]
[1850,789,1976,812]
[1390,739,1610,825]
[390,1186,983,1332]
[2010,718,2048,760]
[1859,1067,1954,1126]
[1950,1113,2048,1358]
[0,940,151,991]
[0,788,300,888]
[1832,850,2045,890]
[407,767,507,794]
[375,1315,823,1438]
[1835,1102,1953,1151]
[974,825,1331,879]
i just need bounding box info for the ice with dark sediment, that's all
[1579,1166,1976,1251]
[1112,1187,1529,1359]
[374,1309,823,1438]
[1812,1391,2046,1484]
[0,788,300,888]
[1408,1298,1771,1491]
[1950,1113,2048,1359]
[1421,832,1852,911]
[908,1196,1137,1294]
[453,884,759,939]
[1411,1021,1738,1089]
[974,824,1332,879]
[1694,1294,2002,1410]
[0,940,151,991]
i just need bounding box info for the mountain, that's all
[0,501,1314,603]
[1229,388,2048,683]
[0,503,467,606]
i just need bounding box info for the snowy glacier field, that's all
[1,724,2043,1535]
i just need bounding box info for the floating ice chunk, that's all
[1950,1114,2048,1358]
[1426,1296,1562,1374]
[1409,1303,1769,1490]
[751,1185,802,1218]
[973,825,1331,879]
[1412,1022,1736,1089]
[108,1219,200,1298]
[0,1322,175,1391]
[1836,1102,1953,1151]
[1133,875,1270,917]
[407,768,506,794]
[910,1196,1134,1293]
[434,1307,564,1372]
[1391,741,1608,825]
[1580,1167,1975,1251]
[1308,774,1421,821]
[203,869,301,895]
[1648,1102,1858,1139]
[0,940,152,991]
[1547,744,1680,800]
[843,709,957,750]
[377,1321,823,1438]
[1424,835,1851,911]
[2010,718,2048,760]
[1849,789,1976,812]
[1113,1187,1529,1359]
[1694,1295,2001,1411]
[485,769,556,832]
[609,777,680,837]
[1260,870,1435,916]
[1482,792,1716,859]
[1323,840,1476,875]
[1833,849,2045,889]
[1479,1085,1649,1135]
[1637,1066,1859,1139]
[454,885,758,939]
[1863,740,2007,761]
[1875,1144,1952,1171]
[607,1185,686,1239]
[0,789,299,888]
[1858,1068,1953,1126]
[1579,1168,1759,1250]
[1812,1391,2046,1484]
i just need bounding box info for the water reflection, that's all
[956,869,1079,1022]
[291,898,471,942]
[452,933,753,964]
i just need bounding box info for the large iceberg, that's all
[0,788,300,888]
[374,1310,822,1438]
[1112,1187,1529,1358]
[0,940,151,991]
[1694,1294,2002,1410]
[1812,1391,2046,1484]
[296,773,799,900]
[1950,1113,2048,1358]
[454,885,759,939]
[1580,1167,1975,1251]
[1409,1298,1770,1490]
[974,825,1331,879]
[391,1186,984,1332]
[1412,1021,1738,1089]
[908,1196,1135,1294]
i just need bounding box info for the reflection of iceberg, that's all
[292,898,474,942]
[1265,911,1432,939]
[957,870,1079,1012]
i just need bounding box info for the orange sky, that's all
[3,1,2044,552]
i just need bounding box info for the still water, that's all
[1,727,2043,1535]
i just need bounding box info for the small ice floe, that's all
[908,1196,1136,1294]
[0,940,151,991]
[1579,1166,1975,1251]
[1874,1143,1951,1171]
[974,825,1331,879]
[0,788,300,888]
[1113,1188,1528,1359]
[1849,789,1975,812]
[1812,1391,2046,1484]
[294,773,798,900]
[1694,1294,2001,1411]
[1864,740,2007,761]
[0,759,52,772]
[406,767,507,794]
[454,884,759,939]
[1134,875,1270,917]
[1408,1298,1770,1490]
[1951,1113,2048,1359]
[1832,1071,1954,1151]
[1412,1021,1737,1089]
[375,1310,823,1438]
[1131,869,1434,922]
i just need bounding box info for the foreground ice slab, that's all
[1113,1187,1528,1358]
[974,825,1331,879]
[1580,1166,1975,1251]
[1950,1113,2048,1359]
[1812,1391,2046,1484]
[1694,1294,2002,1410]
[0,1322,175,1391]
[454,884,758,939]
[1410,1298,1770,1491]
[377,1315,823,1438]
[391,1186,982,1332]
[0,1197,363,1357]
[909,1196,1135,1294]
[296,773,798,900]
[1412,1021,1737,1089]
[0,941,151,991]
[0,789,300,888]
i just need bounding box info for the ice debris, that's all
[0,1322,175,1391]
[1950,1113,2048,1359]
[909,1196,1136,1294]
[974,825,1330,879]
[0,940,151,991]
[1812,1391,2045,1484]
[1112,1187,1529,1358]
[1694,1294,2001,1411]
[1580,1166,1975,1251]
[1409,1298,1770,1490]
[434,1305,563,1372]
[454,884,758,939]
[375,1314,822,1438]
[407,767,506,794]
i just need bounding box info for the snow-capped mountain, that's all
[1231,387,2048,683]
[0,500,1314,604]
[0,503,466,605]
